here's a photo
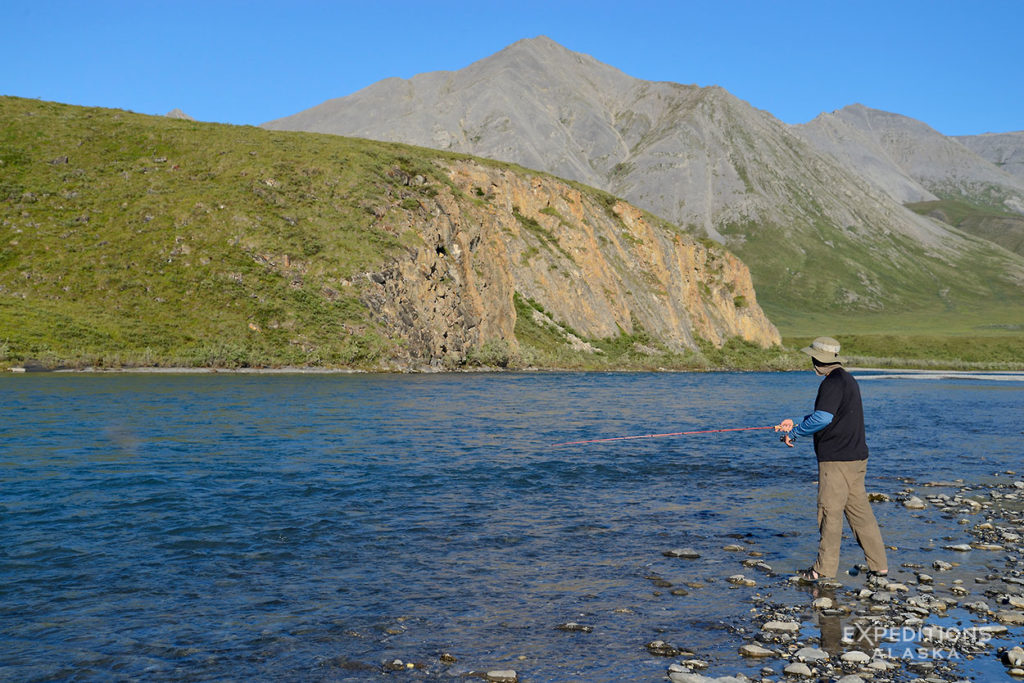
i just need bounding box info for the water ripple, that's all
[1,372,1020,680]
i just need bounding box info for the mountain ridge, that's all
[263,37,1024,332]
[797,103,1024,214]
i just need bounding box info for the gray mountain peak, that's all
[262,38,1024,320]
[797,103,1024,215]
[955,130,1024,181]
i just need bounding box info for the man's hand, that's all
[775,419,795,447]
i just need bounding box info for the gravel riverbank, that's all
[655,473,1024,683]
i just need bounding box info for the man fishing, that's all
[775,336,888,584]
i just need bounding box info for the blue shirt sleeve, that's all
[791,410,834,438]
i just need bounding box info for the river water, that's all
[1,371,1021,681]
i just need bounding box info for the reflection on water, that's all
[0,371,1020,680]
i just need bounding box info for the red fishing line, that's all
[551,425,775,447]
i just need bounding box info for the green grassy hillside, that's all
[907,199,1024,257]
[1,97,1021,371]
[0,97,459,368]
[1,97,797,370]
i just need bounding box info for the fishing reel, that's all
[775,419,796,447]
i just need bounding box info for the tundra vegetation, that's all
[1,97,1021,371]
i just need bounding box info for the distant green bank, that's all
[785,334,1024,372]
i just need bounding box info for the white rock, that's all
[669,673,748,683]
[784,661,813,677]
[996,610,1024,625]
[739,643,774,657]
[904,496,927,509]
[812,596,834,609]
[944,543,973,552]
[978,624,1009,636]
[727,574,755,586]
[1005,646,1024,666]
[841,650,872,663]
[485,671,518,683]
[794,646,829,662]
[763,620,801,633]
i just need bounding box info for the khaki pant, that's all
[813,459,887,578]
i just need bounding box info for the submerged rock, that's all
[944,543,973,551]
[904,496,927,509]
[555,622,593,633]
[727,574,755,586]
[646,640,680,657]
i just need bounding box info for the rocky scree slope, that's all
[955,130,1024,181]
[795,104,1024,215]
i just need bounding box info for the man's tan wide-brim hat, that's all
[801,336,845,364]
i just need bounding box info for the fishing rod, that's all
[551,425,776,447]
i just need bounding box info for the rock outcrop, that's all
[359,160,779,367]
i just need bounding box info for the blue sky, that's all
[3,1,1021,136]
